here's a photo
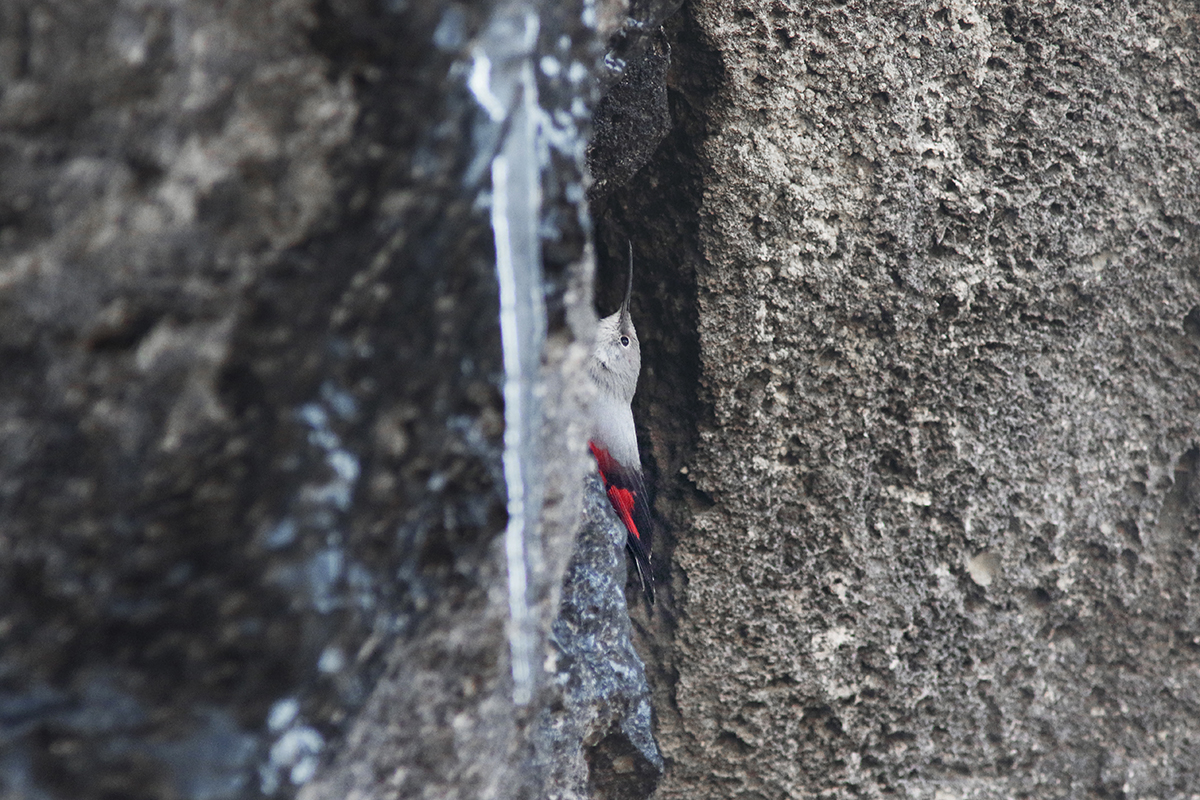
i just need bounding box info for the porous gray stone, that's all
[606,2,1200,798]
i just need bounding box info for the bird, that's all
[587,243,654,603]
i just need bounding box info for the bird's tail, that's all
[626,535,655,604]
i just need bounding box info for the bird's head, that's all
[589,245,640,404]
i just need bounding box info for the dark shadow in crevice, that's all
[586,0,725,780]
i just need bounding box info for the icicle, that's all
[472,6,544,708]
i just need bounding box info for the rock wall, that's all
[613,1,1200,797]
[4,0,1200,797]
[0,0,627,797]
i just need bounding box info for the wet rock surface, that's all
[588,31,673,203]
[526,475,662,800]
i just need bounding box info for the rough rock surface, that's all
[608,1,1200,798]
[6,0,1200,797]
[527,475,662,800]
[589,30,673,201]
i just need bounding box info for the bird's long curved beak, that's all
[619,241,634,331]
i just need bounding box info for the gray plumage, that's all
[587,244,653,602]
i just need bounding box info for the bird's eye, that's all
[620,336,630,347]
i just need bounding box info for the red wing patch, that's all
[589,441,654,602]
[606,485,638,537]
